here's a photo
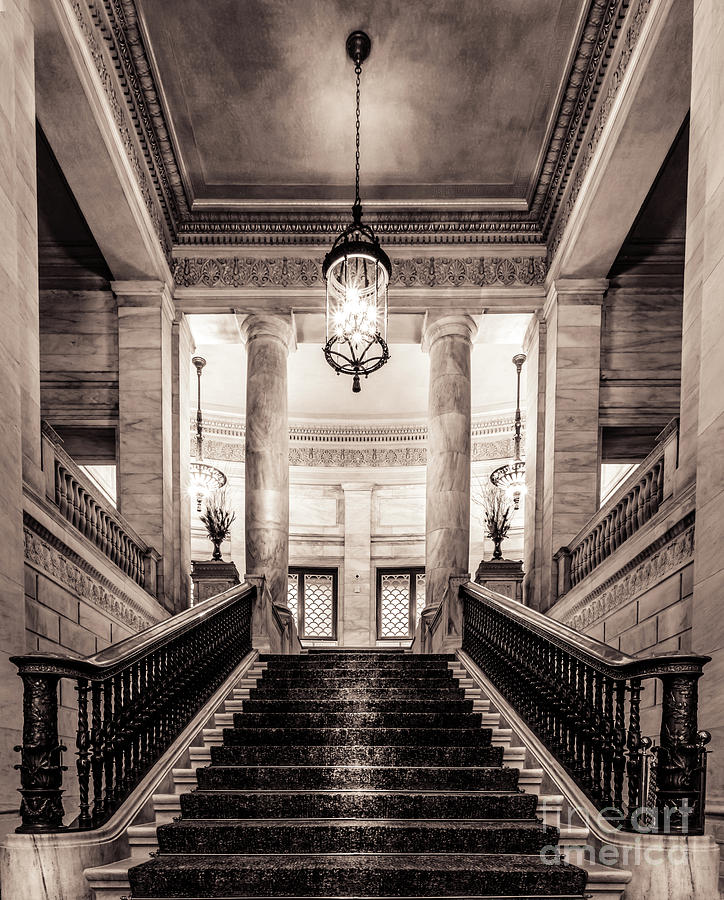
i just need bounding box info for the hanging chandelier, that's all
[490,353,527,510]
[189,356,226,512]
[323,30,391,394]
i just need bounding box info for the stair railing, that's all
[461,580,711,835]
[552,419,679,601]
[10,581,255,834]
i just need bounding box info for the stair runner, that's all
[128,649,587,899]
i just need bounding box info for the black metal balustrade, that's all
[461,582,711,834]
[11,582,255,833]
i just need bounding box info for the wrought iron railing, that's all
[461,581,710,834]
[41,425,159,595]
[552,419,679,600]
[11,581,255,833]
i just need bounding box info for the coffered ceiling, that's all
[137,0,584,210]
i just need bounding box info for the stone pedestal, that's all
[423,314,477,616]
[540,281,605,610]
[474,559,524,602]
[240,315,295,607]
[191,559,240,605]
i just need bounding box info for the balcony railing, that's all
[40,424,159,596]
[461,581,710,834]
[11,581,256,833]
[552,419,679,601]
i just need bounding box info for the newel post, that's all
[143,547,161,598]
[13,668,67,832]
[656,660,710,833]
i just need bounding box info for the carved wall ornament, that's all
[172,255,547,289]
[23,521,161,633]
[561,517,694,632]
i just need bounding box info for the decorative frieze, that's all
[561,516,694,632]
[172,255,547,289]
[192,412,522,468]
[23,521,161,633]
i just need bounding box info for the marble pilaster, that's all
[172,315,194,609]
[522,313,547,611]
[423,314,477,630]
[540,280,605,610]
[0,0,38,843]
[341,483,373,647]
[114,281,175,609]
[687,0,724,800]
[240,315,295,607]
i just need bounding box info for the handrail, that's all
[40,424,160,596]
[11,581,256,833]
[552,418,679,600]
[461,581,710,835]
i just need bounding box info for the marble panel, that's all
[290,495,337,528]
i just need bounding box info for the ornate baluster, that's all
[633,484,644,532]
[113,672,124,802]
[591,670,604,804]
[600,676,615,810]
[122,668,132,793]
[70,479,82,529]
[75,678,92,828]
[90,681,104,822]
[98,512,109,557]
[102,678,114,811]
[87,498,99,546]
[627,678,643,815]
[642,470,653,522]
[612,502,623,549]
[603,514,612,562]
[56,464,68,516]
[612,680,627,816]
[651,461,663,515]
[76,487,88,536]
[581,665,594,792]
[14,672,66,832]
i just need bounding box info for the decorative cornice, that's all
[23,516,161,633]
[560,512,694,632]
[65,0,652,256]
[192,412,523,468]
[549,0,653,254]
[172,256,547,290]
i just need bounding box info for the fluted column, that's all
[240,315,295,606]
[423,314,477,641]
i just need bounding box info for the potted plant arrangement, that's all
[471,480,524,601]
[200,490,236,561]
[477,483,512,560]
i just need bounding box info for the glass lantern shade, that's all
[490,461,527,510]
[189,461,226,512]
[323,230,391,392]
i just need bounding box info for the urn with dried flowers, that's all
[200,491,236,561]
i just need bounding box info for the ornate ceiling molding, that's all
[66,0,652,255]
[172,255,547,289]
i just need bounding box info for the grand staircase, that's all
[124,649,587,899]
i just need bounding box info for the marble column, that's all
[423,314,477,628]
[114,281,175,610]
[341,483,373,647]
[540,280,605,610]
[240,315,295,606]
[687,0,724,799]
[172,315,194,609]
[0,0,38,842]
[522,313,547,611]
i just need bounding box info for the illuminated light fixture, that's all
[490,353,527,510]
[189,356,226,512]
[323,30,390,394]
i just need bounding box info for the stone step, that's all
[179,789,539,821]
[127,852,587,898]
[220,726,495,747]
[260,652,455,661]
[247,687,467,699]
[209,742,505,767]
[255,673,456,685]
[196,764,521,792]
[226,697,489,713]
[222,710,488,729]
[155,818,559,855]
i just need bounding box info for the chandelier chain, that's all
[353,61,362,221]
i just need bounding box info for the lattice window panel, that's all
[302,574,335,638]
[287,573,299,628]
[380,573,412,638]
[415,573,427,623]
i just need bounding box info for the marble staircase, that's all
[85,651,630,899]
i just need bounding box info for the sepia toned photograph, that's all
[0,1,722,898]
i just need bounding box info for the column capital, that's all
[238,313,296,354]
[112,280,176,321]
[421,313,478,353]
[544,278,608,319]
